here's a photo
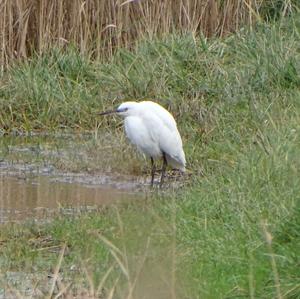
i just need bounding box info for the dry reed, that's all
[0,0,266,67]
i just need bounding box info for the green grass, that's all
[0,14,300,298]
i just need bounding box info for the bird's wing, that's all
[141,101,177,132]
[124,116,161,157]
[159,128,186,170]
[140,101,186,169]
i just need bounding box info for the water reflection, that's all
[0,175,134,223]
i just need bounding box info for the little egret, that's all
[99,101,186,187]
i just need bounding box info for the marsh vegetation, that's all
[0,1,299,298]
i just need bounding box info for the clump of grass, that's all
[0,204,181,298]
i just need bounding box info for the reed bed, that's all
[0,0,282,67]
[0,9,299,298]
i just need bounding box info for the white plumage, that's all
[99,101,186,186]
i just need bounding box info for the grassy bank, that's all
[0,12,300,133]
[0,14,300,298]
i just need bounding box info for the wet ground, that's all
[0,132,185,223]
[0,174,138,223]
[0,133,182,298]
[0,133,144,223]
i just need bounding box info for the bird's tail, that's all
[179,165,186,172]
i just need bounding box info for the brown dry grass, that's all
[0,0,265,67]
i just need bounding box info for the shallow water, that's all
[0,174,136,223]
[0,134,185,299]
[0,133,142,223]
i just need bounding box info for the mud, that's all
[0,133,146,223]
[0,174,141,223]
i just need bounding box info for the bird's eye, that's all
[124,107,129,111]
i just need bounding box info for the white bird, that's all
[99,101,186,187]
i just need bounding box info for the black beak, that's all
[97,109,117,116]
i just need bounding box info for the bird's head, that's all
[98,101,138,118]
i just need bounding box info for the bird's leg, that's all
[160,153,168,188]
[150,157,155,187]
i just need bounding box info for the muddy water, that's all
[0,175,136,223]
[0,133,144,223]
